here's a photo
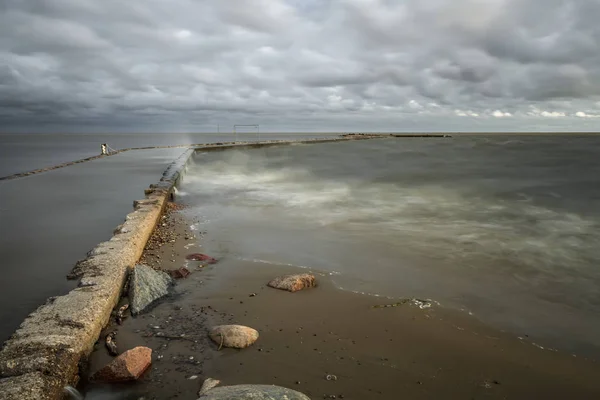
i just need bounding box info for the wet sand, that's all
[84,204,600,400]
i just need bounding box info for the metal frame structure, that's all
[233,124,260,142]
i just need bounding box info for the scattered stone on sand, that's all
[198,378,221,396]
[105,331,118,356]
[198,384,310,400]
[209,325,259,349]
[130,264,173,315]
[116,303,129,325]
[170,267,191,279]
[267,274,317,293]
[91,346,152,382]
[186,253,218,264]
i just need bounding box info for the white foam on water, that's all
[184,153,599,283]
[64,386,84,400]
[173,187,189,197]
[237,257,315,271]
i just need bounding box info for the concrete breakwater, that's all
[0,135,413,399]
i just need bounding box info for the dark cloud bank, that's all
[1,0,600,132]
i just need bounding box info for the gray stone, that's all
[198,384,310,399]
[209,325,259,349]
[198,378,221,396]
[130,264,173,315]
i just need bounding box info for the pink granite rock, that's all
[91,346,152,382]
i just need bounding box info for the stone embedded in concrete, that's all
[91,346,152,382]
[133,199,160,209]
[209,325,259,349]
[130,264,173,315]
[267,274,317,293]
[0,343,79,380]
[198,384,310,400]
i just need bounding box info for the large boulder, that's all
[91,346,152,382]
[199,384,310,399]
[209,325,259,349]
[267,274,316,293]
[130,264,173,315]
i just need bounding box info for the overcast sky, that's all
[1,0,600,133]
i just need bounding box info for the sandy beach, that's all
[83,201,600,400]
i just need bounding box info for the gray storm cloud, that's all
[1,0,599,132]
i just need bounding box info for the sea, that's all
[1,133,599,360]
[178,135,600,358]
[0,133,328,344]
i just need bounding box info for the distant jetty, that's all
[0,133,451,182]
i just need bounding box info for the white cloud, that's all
[541,111,566,118]
[408,100,422,109]
[492,110,512,118]
[575,111,600,118]
[174,29,192,39]
[528,107,567,118]
[455,110,479,117]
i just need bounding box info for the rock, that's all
[170,267,191,279]
[198,378,221,396]
[130,264,173,315]
[198,384,310,399]
[186,253,218,264]
[116,303,129,325]
[267,274,316,292]
[209,325,259,349]
[91,346,152,382]
[105,331,118,356]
